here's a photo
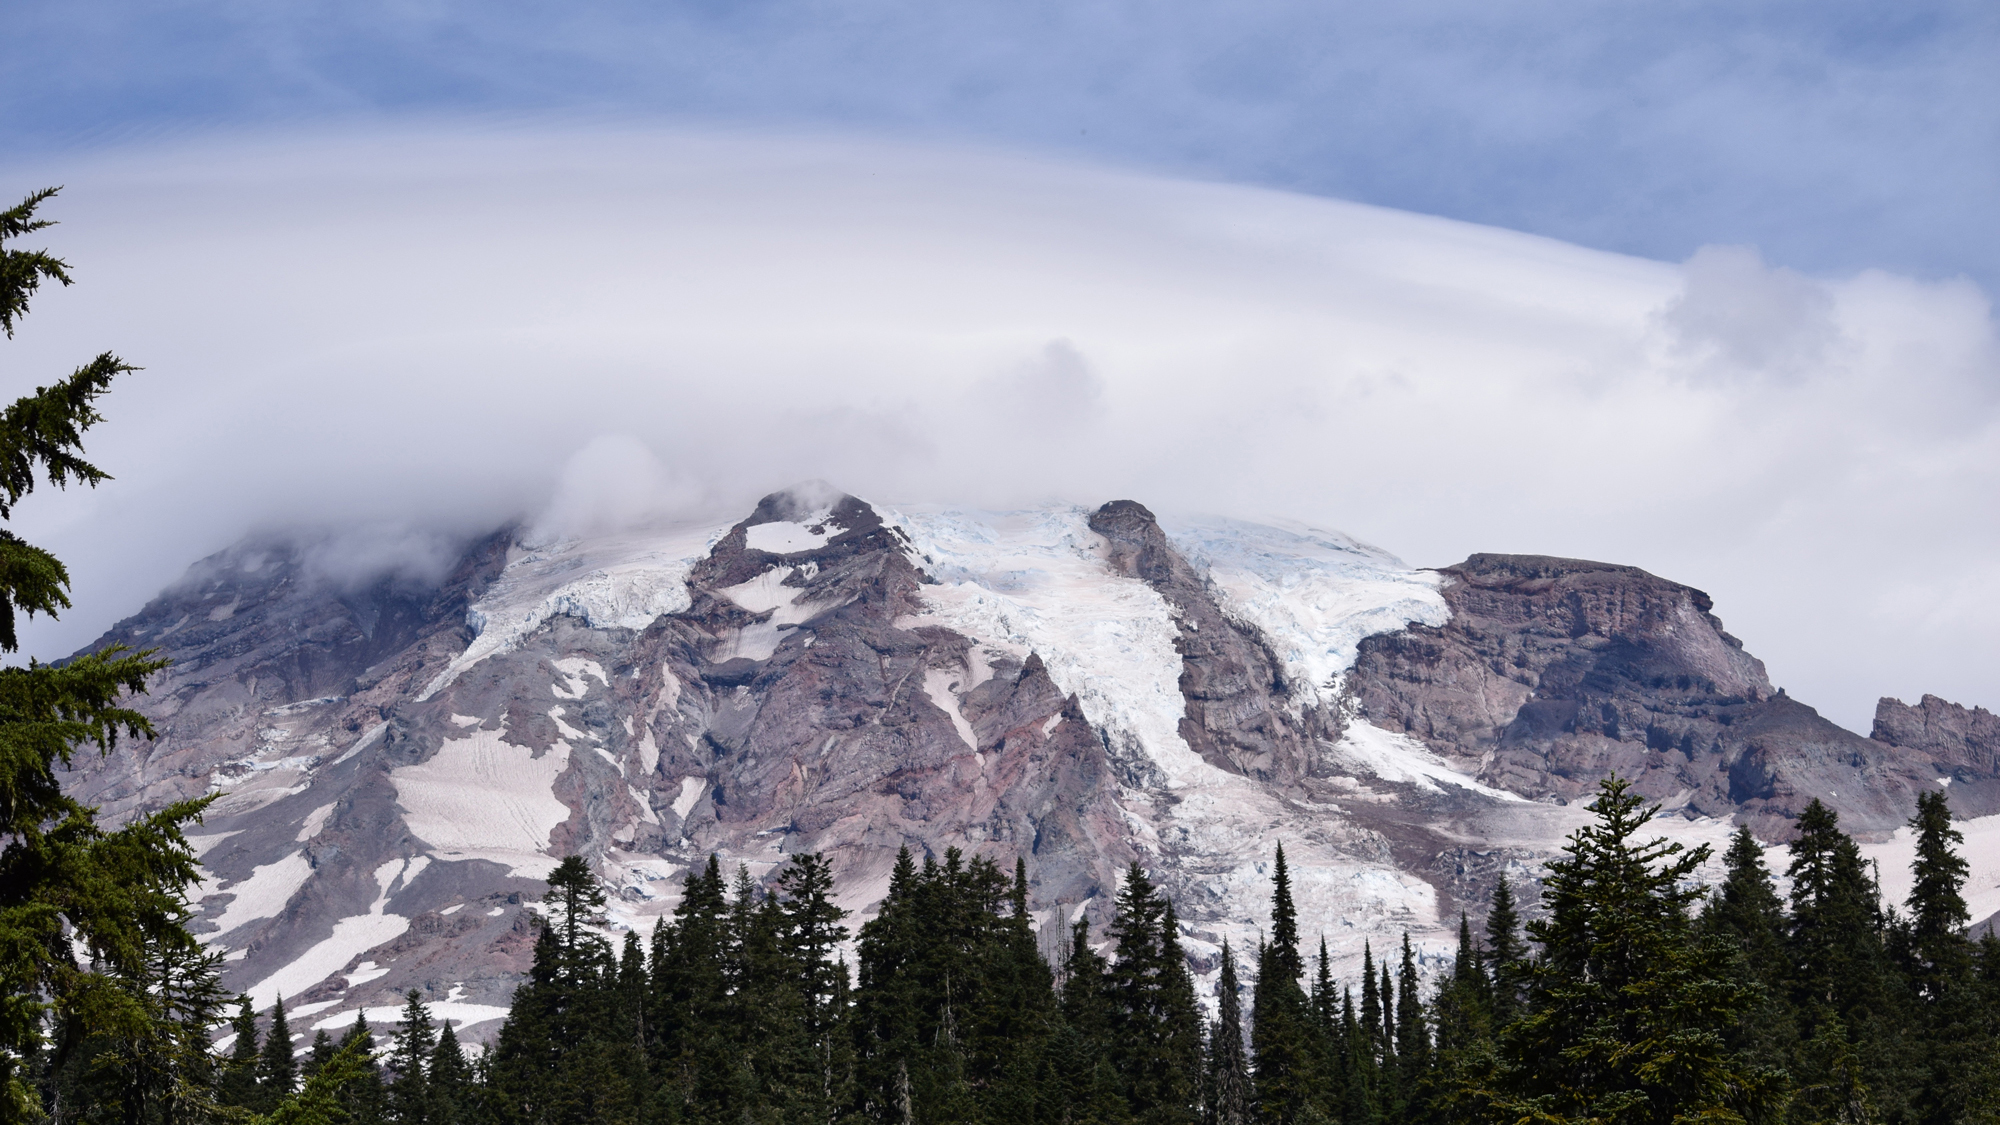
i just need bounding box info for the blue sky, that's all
[10,0,1998,287]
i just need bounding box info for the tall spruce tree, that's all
[1483,876,1524,1030]
[388,990,435,1124]
[427,1021,470,1125]
[219,996,262,1111]
[1250,847,1315,1125]
[258,997,299,1111]
[1904,789,1971,992]
[1106,864,1200,1125]
[1494,776,1772,1123]
[0,185,212,1125]
[1206,940,1250,1125]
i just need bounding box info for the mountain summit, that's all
[57,487,1999,1039]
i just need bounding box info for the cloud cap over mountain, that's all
[3,125,1995,730]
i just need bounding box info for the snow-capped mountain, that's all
[56,487,2000,1041]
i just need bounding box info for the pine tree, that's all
[427,1021,470,1125]
[1493,776,1773,1122]
[388,990,435,1124]
[1483,876,1524,1030]
[219,995,263,1110]
[1206,940,1250,1125]
[1904,790,1971,992]
[258,997,300,1111]
[0,185,210,1125]
[303,1030,335,1080]
[1251,848,1316,1125]
[337,1011,387,1125]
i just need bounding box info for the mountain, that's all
[55,486,2000,1042]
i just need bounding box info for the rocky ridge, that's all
[55,489,2000,1041]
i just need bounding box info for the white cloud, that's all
[2,124,1994,731]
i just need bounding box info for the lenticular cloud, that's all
[3,123,1995,729]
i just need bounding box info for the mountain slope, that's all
[56,488,2000,1040]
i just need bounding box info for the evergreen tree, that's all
[1493,776,1773,1123]
[1904,789,1971,992]
[388,990,435,1124]
[1392,933,1427,1100]
[303,1030,335,1081]
[1483,876,1524,1029]
[259,997,300,1111]
[1250,847,1315,1125]
[427,1021,470,1125]
[1105,865,1201,1125]
[1698,827,1794,1076]
[1357,943,1379,1063]
[1205,940,1249,1125]
[0,185,210,1125]
[219,995,263,1111]
[336,1011,386,1125]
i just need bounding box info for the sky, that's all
[3,2,1997,732]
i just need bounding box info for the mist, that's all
[3,124,1994,732]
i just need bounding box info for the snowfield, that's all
[390,725,573,877]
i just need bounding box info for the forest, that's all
[32,777,2000,1125]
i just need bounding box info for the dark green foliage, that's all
[427,1021,470,1125]
[1492,776,1770,1123]
[1206,940,1249,1125]
[219,995,263,1111]
[260,997,299,1110]
[388,990,434,1124]
[1251,846,1317,1125]
[2,186,215,1125]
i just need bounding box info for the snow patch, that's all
[745,509,841,554]
[890,504,1202,785]
[551,657,607,700]
[1162,515,1450,710]
[247,858,415,1007]
[296,803,336,842]
[206,851,314,937]
[313,1001,512,1034]
[923,669,979,754]
[716,566,832,662]
[390,726,572,877]
[419,524,726,701]
[1330,719,1525,800]
[670,777,706,821]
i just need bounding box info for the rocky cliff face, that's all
[55,489,1997,1042]
[1344,554,1985,838]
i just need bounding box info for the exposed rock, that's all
[1346,554,1985,837]
[55,492,1992,1042]
[1872,694,2000,818]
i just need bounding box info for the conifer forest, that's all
[25,778,1997,1125]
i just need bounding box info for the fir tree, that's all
[1493,776,1773,1122]
[259,997,299,1111]
[219,995,262,1110]
[1483,875,1524,1029]
[1250,848,1316,1125]
[337,1011,386,1125]
[1904,789,1971,992]
[0,185,209,1125]
[303,1030,335,1081]
[1393,933,1427,1094]
[1206,940,1249,1125]
[427,1021,470,1125]
[388,990,435,1124]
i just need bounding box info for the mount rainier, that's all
[56,486,2000,1041]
